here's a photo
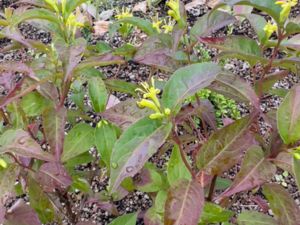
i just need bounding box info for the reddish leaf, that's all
[101,99,151,130]
[133,35,178,72]
[5,200,41,225]
[37,162,72,192]
[263,183,300,225]
[0,129,55,161]
[217,146,276,200]
[272,151,293,175]
[164,179,204,225]
[42,106,66,159]
[196,116,256,175]
[0,204,5,224]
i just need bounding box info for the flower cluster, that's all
[136,78,171,120]
[152,15,176,33]
[115,7,133,20]
[276,0,297,22]
[263,21,278,39]
[166,0,181,23]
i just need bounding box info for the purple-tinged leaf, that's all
[277,84,300,144]
[164,179,204,225]
[293,154,300,192]
[175,100,217,130]
[109,117,172,192]
[233,5,253,15]
[37,162,72,192]
[217,146,276,199]
[101,99,151,130]
[144,207,163,225]
[5,199,41,225]
[0,204,5,224]
[133,35,178,72]
[37,82,59,103]
[191,10,235,40]
[263,183,300,225]
[0,129,55,161]
[272,151,293,175]
[237,211,277,225]
[42,106,66,159]
[85,198,118,215]
[162,62,221,112]
[196,116,256,175]
[209,73,260,110]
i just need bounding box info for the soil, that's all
[0,0,300,224]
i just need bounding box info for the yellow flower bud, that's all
[149,112,165,119]
[137,99,160,112]
[164,108,171,115]
[166,0,181,22]
[263,21,278,39]
[0,158,7,168]
[275,0,297,22]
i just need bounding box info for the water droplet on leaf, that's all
[126,166,134,173]
[111,162,118,169]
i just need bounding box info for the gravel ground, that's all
[0,0,300,224]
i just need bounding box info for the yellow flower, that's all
[115,7,133,20]
[162,17,176,33]
[166,0,181,23]
[275,0,297,22]
[0,158,7,168]
[263,21,278,39]
[152,14,163,33]
[136,78,171,120]
[137,99,160,112]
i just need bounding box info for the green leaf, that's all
[164,179,204,225]
[62,123,94,162]
[104,79,139,97]
[218,146,276,199]
[88,76,108,113]
[0,164,19,200]
[263,183,300,225]
[191,10,235,40]
[135,163,165,193]
[28,176,54,223]
[167,145,191,186]
[285,17,300,36]
[199,202,233,225]
[254,71,288,95]
[237,211,277,225]
[94,120,120,168]
[70,176,92,193]
[196,116,255,175]
[155,190,168,214]
[214,0,282,25]
[20,92,48,117]
[277,84,300,144]
[162,62,221,112]
[144,206,163,225]
[64,0,88,19]
[199,36,264,66]
[108,212,137,225]
[109,117,172,192]
[113,43,137,60]
[114,17,156,36]
[244,14,267,43]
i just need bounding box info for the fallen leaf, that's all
[133,1,147,13]
[185,0,206,10]
[94,21,111,36]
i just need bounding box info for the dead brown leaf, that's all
[93,20,111,36]
[133,1,147,13]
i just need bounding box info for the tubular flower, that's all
[115,7,133,20]
[276,0,297,22]
[136,77,170,120]
[166,0,181,23]
[152,14,163,33]
[162,17,176,33]
[263,21,278,39]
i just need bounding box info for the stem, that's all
[207,175,217,201]
[172,128,196,179]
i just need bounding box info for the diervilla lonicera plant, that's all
[0,0,300,225]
